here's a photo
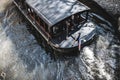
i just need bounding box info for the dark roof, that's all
[26,0,90,27]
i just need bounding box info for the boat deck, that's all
[52,22,96,48]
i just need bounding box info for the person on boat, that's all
[53,26,59,34]
[76,14,81,25]
[78,33,81,51]
[66,20,71,38]
[71,33,82,50]
[71,14,80,29]
[70,15,75,30]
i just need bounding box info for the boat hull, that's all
[51,34,96,54]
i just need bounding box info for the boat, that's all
[13,0,102,53]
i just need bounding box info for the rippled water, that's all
[0,3,120,80]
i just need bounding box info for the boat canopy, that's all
[26,0,90,27]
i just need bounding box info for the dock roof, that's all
[26,0,90,26]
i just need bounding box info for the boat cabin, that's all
[15,0,90,38]
[14,0,96,53]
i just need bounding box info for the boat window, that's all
[44,23,49,32]
[52,23,64,36]
[51,13,87,37]
[24,3,28,10]
[35,15,39,20]
[40,19,44,28]
[30,9,34,15]
[66,13,85,29]
[37,17,49,32]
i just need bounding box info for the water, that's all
[93,0,120,15]
[0,2,120,80]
